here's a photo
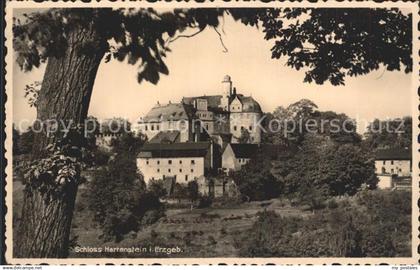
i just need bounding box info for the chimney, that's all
[222,75,232,97]
[233,87,237,96]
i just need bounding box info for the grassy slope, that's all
[69,187,310,258]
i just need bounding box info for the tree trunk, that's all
[16,23,107,258]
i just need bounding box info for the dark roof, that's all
[149,131,180,144]
[138,142,211,158]
[226,143,297,160]
[230,144,259,159]
[182,95,223,110]
[260,144,298,159]
[375,148,411,160]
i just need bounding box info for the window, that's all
[157,160,160,165]
[383,160,386,165]
[191,160,195,165]
[234,126,237,131]
[191,169,194,173]
[157,125,160,131]
[168,169,171,173]
[146,159,149,165]
[145,125,148,131]
[249,126,253,131]
[391,169,394,174]
[168,160,172,164]
[381,167,386,174]
[157,168,160,173]
[179,160,182,164]
[179,169,182,173]
[391,160,394,165]
[151,125,154,131]
[185,175,188,181]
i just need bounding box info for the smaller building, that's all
[221,143,259,174]
[374,148,412,189]
[95,133,123,151]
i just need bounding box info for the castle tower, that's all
[222,75,232,97]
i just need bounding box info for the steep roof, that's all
[148,131,180,144]
[226,143,297,160]
[138,142,211,158]
[142,103,195,122]
[375,148,411,160]
[230,94,262,113]
[182,95,223,110]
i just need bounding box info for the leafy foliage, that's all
[87,137,164,241]
[363,117,412,150]
[24,81,41,107]
[232,8,412,85]
[273,133,377,197]
[233,149,283,201]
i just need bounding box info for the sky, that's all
[12,9,413,133]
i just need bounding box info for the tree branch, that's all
[213,27,228,53]
[167,28,205,44]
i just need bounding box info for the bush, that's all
[197,196,212,208]
[236,191,411,257]
[88,152,164,242]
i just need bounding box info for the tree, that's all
[100,117,131,135]
[231,8,412,85]
[274,133,377,197]
[187,180,200,203]
[88,153,145,242]
[363,117,412,150]
[12,126,20,155]
[233,149,282,201]
[16,128,35,155]
[13,7,412,257]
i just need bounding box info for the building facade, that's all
[222,143,259,173]
[137,142,213,185]
[374,148,412,189]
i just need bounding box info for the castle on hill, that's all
[134,75,263,145]
[134,75,264,197]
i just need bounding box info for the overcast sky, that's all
[13,10,413,133]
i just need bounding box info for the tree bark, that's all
[16,23,107,258]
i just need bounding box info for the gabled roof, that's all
[148,131,180,144]
[225,143,297,160]
[142,103,195,122]
[229,94,262,113]
[375,148,411,160]
[138,142,211,158]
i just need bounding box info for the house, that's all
[95,132,123,151]
[135,102,196,142]
[137,142,213,185]
[221,143,259,173]
[374,147,412,189]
